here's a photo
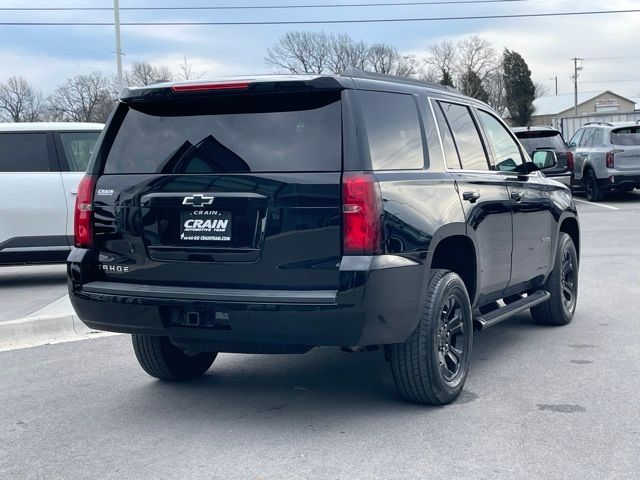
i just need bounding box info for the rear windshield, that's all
[514,130,566,152]
[103,92,342,174]
[611,126,640,146]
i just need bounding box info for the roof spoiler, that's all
[119,76,346,102]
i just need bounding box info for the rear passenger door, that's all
[572,127,593,182]
[54,131,102,245]
[475,108,555,290]
[433,100,512,302]
[0,132,68,253]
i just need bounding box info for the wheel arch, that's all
[559,214,580,261]
[425,225,479,306]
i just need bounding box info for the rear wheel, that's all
[132,334,217,381]
[585,169,603,202]
[389,269,473,405]
[531,233,578,326]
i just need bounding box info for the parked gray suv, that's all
[568,122,640,201]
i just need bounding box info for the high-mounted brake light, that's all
[342,172,383,255]
[171,82,250,93]
[74,175,97,248]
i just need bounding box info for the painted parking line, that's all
[573,198,620,210]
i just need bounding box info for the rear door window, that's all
[579,127,595,147]
[515,131,567,152]
[438,101,489,171]
[432,100,461,169]
[0,133,51,172]
[359,91,424,170]
[59,131,101,172]
[611,126,640,146]
[103,92,342,174]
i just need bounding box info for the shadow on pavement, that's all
[107,311,550,427]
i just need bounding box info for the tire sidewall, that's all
[426,273,473,395]
[556,234,579,321]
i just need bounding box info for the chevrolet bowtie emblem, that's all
[182,194,214,207]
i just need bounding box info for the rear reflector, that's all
[342,172,383,255]
[74,175,96,248]
[171,82,250,93]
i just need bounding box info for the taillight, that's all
[171,82,250,93]
[342,172,383,255]
[606,150,622,169]
[74,175,96,248]
[566,151,574,171]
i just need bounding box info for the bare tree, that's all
[485,68,507,115]
[327,34,369,73]
[177,55,206,81]
[47,72,115,123]
[0,76,46,122]
[265,31,332,74]
[425,40,457,84]
[367,44,417,77]
[534,81,550,99]
[455,35,497,82]
[266,31,416,77]
[125,61,173,87]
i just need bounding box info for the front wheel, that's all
[531,233,578,326]
[132,334,217,381]
[388,269,473,405]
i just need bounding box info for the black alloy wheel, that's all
[560,247,577,315]
[585,169,603,202]
[436,295,466,382]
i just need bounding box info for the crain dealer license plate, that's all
[180,210,232,241]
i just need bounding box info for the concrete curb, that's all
[0,314,118,352]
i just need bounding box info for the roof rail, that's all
[341,68,459,93]
[583,121,614,127]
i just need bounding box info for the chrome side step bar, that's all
[474,290,551,331]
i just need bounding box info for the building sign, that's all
[595,98,619,107]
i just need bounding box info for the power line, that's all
[0,0,531,11]
[1,8,639,25]
[580,79,640,84]
[583,56,640,61]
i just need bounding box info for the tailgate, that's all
[92,90,344,291]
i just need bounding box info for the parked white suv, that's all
[0,122,103,265]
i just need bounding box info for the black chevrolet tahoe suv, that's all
[68,70,580,405]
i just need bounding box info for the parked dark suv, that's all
[68,70,580,405]
[512,126,574,187]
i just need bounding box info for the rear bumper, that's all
[68,250,425,348]
[599,173,640,190]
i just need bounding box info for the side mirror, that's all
[568,142,577,151]
[531,149,558,170]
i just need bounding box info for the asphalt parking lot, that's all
[1,193,639,480]
[0,264,67,322]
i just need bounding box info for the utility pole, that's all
[113,0,123,93]
[553,76,558,95]
[571,58,583,116]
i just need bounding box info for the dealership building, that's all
[528,90,637,127]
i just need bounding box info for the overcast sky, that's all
[1,0,639,100]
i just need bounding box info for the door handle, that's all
[462,191,481,203]
[70,191,78,196]
[510,192,524,202]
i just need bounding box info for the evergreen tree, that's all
[459,70,489,103]
[503,49,536,126]
[440,70,454,87]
